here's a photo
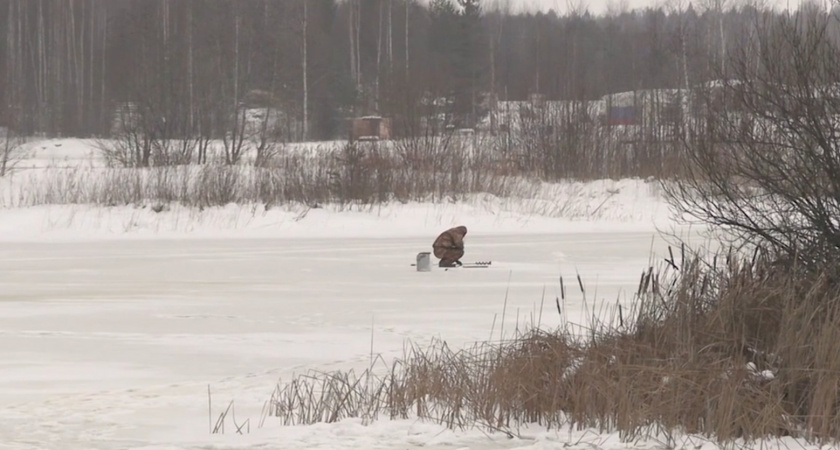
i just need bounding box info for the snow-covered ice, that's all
[0,230,691,449]
[0,138,788,449]
[0,205,805,449]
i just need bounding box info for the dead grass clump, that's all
[265,368,389,427]
[11,141,530,208]
[256,248,840,446]
[634,252,840,441]
[547,251,840,444]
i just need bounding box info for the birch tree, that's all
[303,0,309,139]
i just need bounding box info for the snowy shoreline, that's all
[0,177,679,242]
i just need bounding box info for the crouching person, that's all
[432,225,468,268]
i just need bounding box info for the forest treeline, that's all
[0,0,835,140]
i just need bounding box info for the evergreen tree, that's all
[454,0,485,126]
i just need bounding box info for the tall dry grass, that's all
[253,248,840,447]
[491,100,685,181]
[4,125,677,210]
[6,140,532,208]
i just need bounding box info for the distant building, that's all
[484,98,601,136]
[348,116,391,142]
[602,89,687,128]
[607,105,637,126]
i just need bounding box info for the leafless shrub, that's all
[385,129,520,202]
[212,105,285,167]
[250,108,283,168]
[491,97,685,181]
[221,108,249,166]
[664,7,840,271]
[11,140,527,208]
[0,127,26,177]
[99,101,204,168]
[151,138,196,167]
[97,103,154,168]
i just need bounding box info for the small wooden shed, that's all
[348,116,391,142]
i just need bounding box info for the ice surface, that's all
[0,138,789,449]
[0,230,712,449]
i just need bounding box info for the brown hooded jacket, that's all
[432,225,468,264]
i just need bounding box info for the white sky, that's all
[417,0,812,16]
[531,0,814,14]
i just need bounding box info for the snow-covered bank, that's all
[88,417,827,450]
[0,177,675,242]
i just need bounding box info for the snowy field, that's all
[0,138,812,450]
[0,231,692,450]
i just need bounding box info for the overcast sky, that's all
[417,0,812,16]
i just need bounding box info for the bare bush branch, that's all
[0,127,27,177]
[664,7,840,270]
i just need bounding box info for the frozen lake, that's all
[0,231,687,449]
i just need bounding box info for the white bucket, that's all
[416,252,431,272]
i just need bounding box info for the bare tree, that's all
[251,110,281,167]
[0,128,26,177]
[302,0,309,140]
[221,107,248,166]
[96,102,153,168]
[405,0,410,75]
[664,6,840,270]
[1,0,27,176]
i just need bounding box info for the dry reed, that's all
[258,246,840,447]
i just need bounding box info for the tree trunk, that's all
[388,0,393,71]
[348,1,357,90]
[355,1,361,88]
[100,3,107,133]
[302,0,308,140]
[234,7,240,110]
[489,36,496,134]
[376,0,383,111]
[188,3,194,130]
